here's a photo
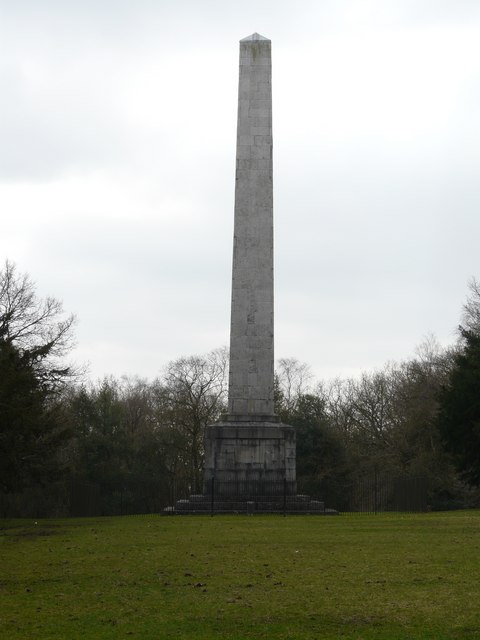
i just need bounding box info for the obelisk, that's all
[203,34,296,496]
[228,32,275,419]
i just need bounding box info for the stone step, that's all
[173,495,328,514]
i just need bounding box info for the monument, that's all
[175,34,327,513]
[203,33,295,497]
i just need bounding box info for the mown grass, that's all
[1,511,480,639]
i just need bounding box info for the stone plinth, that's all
[174,495,327,515]
[203,419,296,495]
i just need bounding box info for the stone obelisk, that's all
[203,34,296,496]
[228,32,275,419]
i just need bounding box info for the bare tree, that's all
[462,277,480,335]
[323,377,357,439]
[155,347,228,492]
[276,357,313,415]
[0,260,76,388]
[348,367,399,447]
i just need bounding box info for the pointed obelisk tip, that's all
[240,32,270,43]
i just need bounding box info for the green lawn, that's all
[1,512,480,639]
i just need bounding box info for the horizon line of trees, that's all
[2,259,480,514]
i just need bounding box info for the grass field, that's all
[1,511,480,639]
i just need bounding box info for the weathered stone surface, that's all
[228,33,274,418]
[203,421,296,493]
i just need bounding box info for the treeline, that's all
[275,348,462,508]
[2,260,480,514]
[21,342,476,511]
[64,349,229,503]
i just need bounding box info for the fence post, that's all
[374,467,378,515]
[283,477,287,517]
[210,477,215,517]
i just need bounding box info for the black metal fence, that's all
[0,474,428,518]
[68,479,171,517]
[0,479,172,519]
[310,474,428,514]
[177,478,323,515]
[175,475,427,515]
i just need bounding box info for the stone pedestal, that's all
[203,418,296,496]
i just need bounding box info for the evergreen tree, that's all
[0,338,71,492]
[437,328,480,486]
[0,261,75,492]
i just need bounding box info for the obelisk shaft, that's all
[228,34,275,418]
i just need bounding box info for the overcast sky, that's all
[1,0,479,383]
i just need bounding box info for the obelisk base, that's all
[203,419,296,496]
[170,418,336,513]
